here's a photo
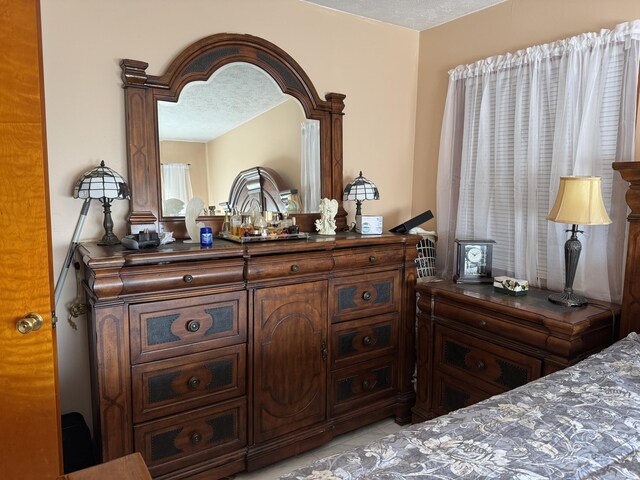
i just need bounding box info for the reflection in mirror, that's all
[157,62,320,217]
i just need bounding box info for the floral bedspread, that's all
[281,333,640,479]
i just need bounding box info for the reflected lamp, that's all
[546,176,611,307]
[343,171,380,218]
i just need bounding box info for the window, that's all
[436,21,640,302]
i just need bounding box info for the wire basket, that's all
[415,233,437,279]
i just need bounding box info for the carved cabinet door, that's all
[253,281,328,443]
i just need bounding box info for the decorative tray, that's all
[219,232,310,243]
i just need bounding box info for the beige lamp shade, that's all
[547,176,612,225]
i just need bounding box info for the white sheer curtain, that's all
[161,163,193,216]
[301,119,321,213]
[436,20,640,303]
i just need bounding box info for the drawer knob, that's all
[187,376,201,390]
[190,432,202,445]
[362,291,372,301]
[362,379,374,390]
[290,264,299,273]
[183,274,194,283]
[369,255,377,263]
[476,360,486,370]
[363,335,373,346]
[187,320,200,332]
[479,320,487,328]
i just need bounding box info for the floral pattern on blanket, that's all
[281,333,640,479]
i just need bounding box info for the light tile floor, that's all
[233,418,404,479]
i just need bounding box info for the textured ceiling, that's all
[158,63,288,143]
[302,0,507,31]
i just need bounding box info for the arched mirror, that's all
[121,33,346,237]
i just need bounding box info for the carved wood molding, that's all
[612,161,640,337]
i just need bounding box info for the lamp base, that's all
[97,232,121,246]
[548,290,587,307]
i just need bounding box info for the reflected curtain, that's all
[301,119,321,213]
[161,163,193,216]
[436,20,640,303]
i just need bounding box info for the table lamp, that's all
[73,160,129,246]
[343,171,379,219]
[546,176,611,307]
[54,161,129,306]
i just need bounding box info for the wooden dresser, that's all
[412,280,620,423]
[79,233,418,479]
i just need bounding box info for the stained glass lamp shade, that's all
[73,160,129,246]
[343,171,380,216]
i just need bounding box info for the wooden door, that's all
[0,1,62,478]
[253,281,327,443]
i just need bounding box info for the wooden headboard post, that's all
[612,161,640,336]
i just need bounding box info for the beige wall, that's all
[40,0,418,427]
[412,0,640,222]
[208,98,305,209]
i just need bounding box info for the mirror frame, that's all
[120,33,347,237]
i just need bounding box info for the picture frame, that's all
[453,239,496,283]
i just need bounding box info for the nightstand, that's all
[412,280,620,423]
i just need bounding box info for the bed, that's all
[280,161,640,480]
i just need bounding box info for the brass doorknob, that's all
[16,312,44,335]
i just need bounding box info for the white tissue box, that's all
[356,215,383,235]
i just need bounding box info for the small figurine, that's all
[315,198,339,235]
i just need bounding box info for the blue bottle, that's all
[200,227,213,247]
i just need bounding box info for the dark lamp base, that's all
[98,232,121,246]
[548,291,588,307]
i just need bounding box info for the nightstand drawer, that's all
[435,326,541,392]
[433,301,548,350]
[132,344,246,423]
[330,313,398,369]
[134,398,246,477]
[130,291,247,364]
[330,270,401,322]
[432,371,494,416]
[330,357,396,416]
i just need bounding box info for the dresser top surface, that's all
[79,232,419,269]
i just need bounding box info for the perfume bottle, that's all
[221,212,230,233]
[230,208,242,236]
[288,216,299,234]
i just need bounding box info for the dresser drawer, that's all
[333,246,404,271]
[330,357,396,416]
[132,344,246,423]
[120,259,244,295]
[130,291,247,364]
[330,270,401,322]
[330,313,398,369]
[134,398,247,477]
[435,326,541,393]
[245,252,334,281]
